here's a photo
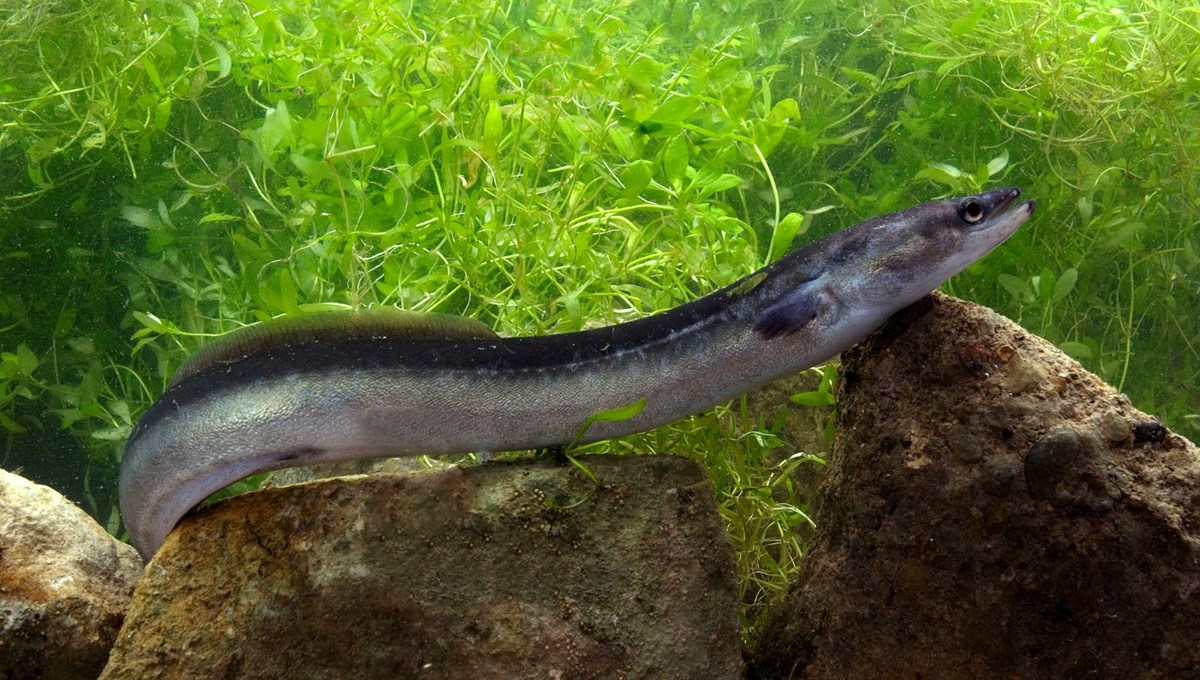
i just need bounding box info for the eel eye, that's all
[958,198,985,223]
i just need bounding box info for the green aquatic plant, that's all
[1,0,823,631]
[2,0,1197,640]
[872,0,1200,416]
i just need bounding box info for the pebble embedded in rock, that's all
[1132,419,1167,444]
[1098,412,1131,442]
[981,458,1021,497]
[1024,427,1082,502]
[948,428,982,464]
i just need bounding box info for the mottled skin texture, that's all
[120,190,1034,559]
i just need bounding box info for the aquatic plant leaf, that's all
[695,173,743,198]
[950,5,986,37]
[0,411,26,434]
[789,390,834,407]
[53,308,77,338]
[914,162,965,189]
[130,311,181,338]
[986,150,1009,178]
[91,425,131,441]
[619,54,662,85]
[767,213,805,264]
[619,160,653,198]
[290,153,332,180]
[607,126,635,157]
[479,67,497,101]
[586,398,647,425]
[1058,341,1093,360]
[567,398,648,453]
[261,101,293,159]
[141,59,163,92]
[81,131,107,151]
[213,42,232,79]
[156,199,174,230]
[15,344,38,377]
[663,135,689,184]
[1077,195,1094,224]
[1051,268,1078,305]
[767,98,799,124]
[482,102,503,154]
[180,4,199,36]
[840,67,880,91]
[936,58,962,77]
[998,274,1034,303]
[649,96,701,124]
[120,205,162,230]
[108,400,131,425]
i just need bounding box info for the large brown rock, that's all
[0,468,144,679]
[748,293,1200,679]
[101,455,739,679]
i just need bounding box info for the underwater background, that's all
[1,0,1197,635]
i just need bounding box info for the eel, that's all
[120,189,1034,559]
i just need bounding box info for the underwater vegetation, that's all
[1,0,1197,636]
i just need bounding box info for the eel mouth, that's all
[992,187,1020,213]
[984,187,1031,221]
[971,188,1034,240]
[999,197,1036,225]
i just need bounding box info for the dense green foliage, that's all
[2,0,1197,635]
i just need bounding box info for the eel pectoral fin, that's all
[754,284,823,339]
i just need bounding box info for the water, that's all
[1,0,1196,594]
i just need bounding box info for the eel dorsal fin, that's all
[168,309,499,387]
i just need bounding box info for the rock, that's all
[0,468,144,679]
[101,455,739,679]
[747,293,1200,679]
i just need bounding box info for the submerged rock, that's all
[747,293,1200,678]
[101,455,739,679]
[0,468,143,679]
